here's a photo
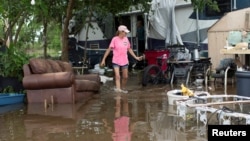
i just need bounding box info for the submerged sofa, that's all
[22,58,101,104]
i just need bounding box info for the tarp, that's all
[148,0,183,45]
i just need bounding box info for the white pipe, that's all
[171,71,175,85]
[231,0,237,11]
[144,13,148,50]
[130,15,134,52]
[187,100,250,107]
[224,66,230,95]
[205,66,210,87]
[186,65,193,86]
[233,0,237,10]
[196,9,200,47]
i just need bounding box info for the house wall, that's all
[208,31,235,70]
[208,8,250,70]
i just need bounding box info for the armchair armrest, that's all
[23,72,74,89]
[23,64,32,76]
[75,73,100,83]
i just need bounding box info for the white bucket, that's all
[167,90,189,105]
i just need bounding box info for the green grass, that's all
[26,48,61,59]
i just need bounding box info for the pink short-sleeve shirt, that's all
[109,36,130,66]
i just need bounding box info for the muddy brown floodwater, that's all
[0,71,243,141]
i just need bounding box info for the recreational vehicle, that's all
[68,0,250,68]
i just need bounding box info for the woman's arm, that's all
[128,48,143,61]
[100,47,111,67]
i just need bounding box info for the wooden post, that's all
[44,99,47,112]
[51,95,54,111]
[51,95,54,105]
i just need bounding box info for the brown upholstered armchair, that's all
[22,58,100,104]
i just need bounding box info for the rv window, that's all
[90,44,99,49]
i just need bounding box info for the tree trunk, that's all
[61,0,74,62]
[4,19,11,47]
[14,16,25,45]
[4,11,23,47]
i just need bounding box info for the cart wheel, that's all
[142,64,161,86]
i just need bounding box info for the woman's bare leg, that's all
[121,68,128,90]
[113,67,121,90]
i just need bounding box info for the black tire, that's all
[142,64,161,86]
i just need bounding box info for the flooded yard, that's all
[1,72,247,141]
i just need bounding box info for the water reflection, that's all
[0,95,208,141]
[103,95,132,141]
[0,103,25,114]
[25,103,83,141]
[0,74,240,141]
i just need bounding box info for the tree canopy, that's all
[0,0,218,60]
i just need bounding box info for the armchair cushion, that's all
[47,59,63,72]
[56,60,73,72]
[29,58,49,74]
